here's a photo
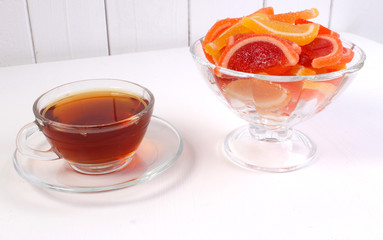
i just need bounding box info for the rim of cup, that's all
[32,78,155,129]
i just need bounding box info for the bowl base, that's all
[224,125,317,172]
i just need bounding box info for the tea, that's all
[40,90,152,165]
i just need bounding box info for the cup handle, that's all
[16,122,60,161]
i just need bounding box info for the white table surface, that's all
[1,33,382,240]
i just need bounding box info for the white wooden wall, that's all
[0,0,381,67]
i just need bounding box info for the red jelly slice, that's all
[300,34,343,68]
[218,33,299,74]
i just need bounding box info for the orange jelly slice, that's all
[204,14,269,58]
[269,8,319,23]
[285,64,317,76]
[241,16,319,46]
[340,47,354,64]
[314,63,347,74]
[202,18,240,63]
[301,34,343,68]
[252,6,274,15]
[295,18,340,38]
[204,22,252,60]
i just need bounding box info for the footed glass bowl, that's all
[190,37,365,172]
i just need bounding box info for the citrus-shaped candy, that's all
[202,18,240,63]
[301,34,343,68]
[252,6,274,15]
[241,16,319,46]
[305,47,352,74]
[314,63,347,74]
[269,8,319,23]
[286,64,317,76]
[340,47,354,64]
[225,33,252,48]
[300,80,340,110]
[203,18,240,46]
[204,22,252,60]
[303,80,337,95]
[295,18,340,38]
[298,52,312,67]
[204,14,270,58]
[223,79,291,112]
[202,8,275,63]
[218,34,300,74]
[280,38,301,54]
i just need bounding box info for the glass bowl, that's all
[190,37,366,172]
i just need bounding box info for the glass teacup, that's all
[16,79,154,174]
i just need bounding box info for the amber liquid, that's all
[40,90,152,164]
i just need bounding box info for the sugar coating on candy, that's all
[241,16,320,46]
[301,34,343,68]
[341,47,354,64]
[205,22,252,56]
[227,42,284,72]
[298,53,312,67]
[219,34,299,74]
[295,18,340,38]
[202,18,241,63]
[269,8,319,23]
[302,37,334,58]
[202,7,354,76]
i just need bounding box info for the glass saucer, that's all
[13,116,183,193]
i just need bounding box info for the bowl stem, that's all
[249,123,293,142]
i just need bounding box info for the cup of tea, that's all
[16,79,154,174]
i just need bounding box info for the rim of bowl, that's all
[33,78,155,129]
[190,37,366,82]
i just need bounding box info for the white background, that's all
[0,0,382,67]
